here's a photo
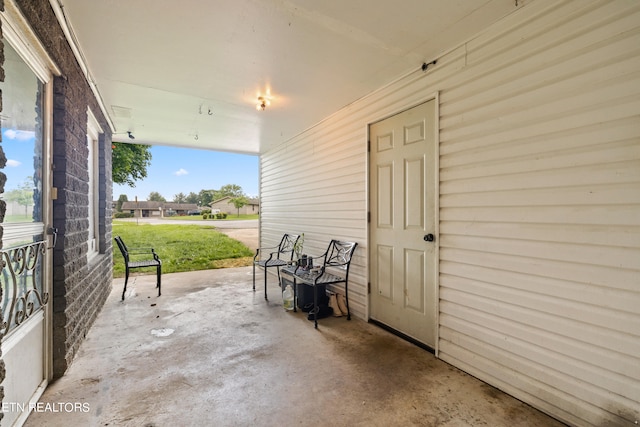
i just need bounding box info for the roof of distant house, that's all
[209,196,259,205]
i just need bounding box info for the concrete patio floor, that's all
[25,267,566,427]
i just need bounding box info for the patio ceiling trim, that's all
[49,0,115,132]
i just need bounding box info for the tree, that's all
[173,192,186,203]
[230,196,248,217]
[148,191,166,202]
[116,194,128,212]
[185,192,199,204]
[212,184,243,201]
[198,189,214,206]
[112,142,152,187]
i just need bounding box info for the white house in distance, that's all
[119,201,199,218]
[209,196,260,216]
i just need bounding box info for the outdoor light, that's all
[127,131,135,139]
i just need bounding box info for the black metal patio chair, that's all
[289,240,358,328]
[115,236,162,300]
[253,234,300,299]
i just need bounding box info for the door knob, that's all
[424,234,435,242]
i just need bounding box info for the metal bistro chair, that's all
[292,240,357,328]
[253,234,300,300]
[115,236,162,300]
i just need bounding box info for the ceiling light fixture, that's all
[256,96,271,111]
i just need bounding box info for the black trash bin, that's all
[296,282,328,312]
[281,274,329,312]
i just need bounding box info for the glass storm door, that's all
[0,37,53,426]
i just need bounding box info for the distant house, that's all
[209,196,259,215]
[120,201,199,218]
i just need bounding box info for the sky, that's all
[0,128,259,203]
[2,128,37,192]
[113,145,259,202]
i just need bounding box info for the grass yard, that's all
[112,222,254,278]
[165,214,259,221]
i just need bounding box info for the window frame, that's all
[86,108,103,261]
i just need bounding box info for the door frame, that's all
[366,93,441,356]
[42,67,55,385]
[0,1,59,422]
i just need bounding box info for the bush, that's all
[201,209,211,215]
[115,212,134,218]
[202,214,208,220]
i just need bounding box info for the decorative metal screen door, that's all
[369,99,438,348]
[0,38,53,426]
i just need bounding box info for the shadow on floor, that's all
[25,267,565,427]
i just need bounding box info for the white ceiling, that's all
[57,0,516,154]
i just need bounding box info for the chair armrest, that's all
[128,247,156,254]
[254,244,279,261]
[127,247,161,261]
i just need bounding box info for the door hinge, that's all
[368,282,371,294]
[367,211,371,223]
[367,140,371,152]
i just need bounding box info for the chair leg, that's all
[293,279,297,313]
[122,267,130,300]
[264,267,268,300]
[313,285,318,329]
[157,265,161,297]
[276,266,281,288]
[345,283,351,321]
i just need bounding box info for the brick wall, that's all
[4,1,114,380]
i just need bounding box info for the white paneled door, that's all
[369,99,438,348]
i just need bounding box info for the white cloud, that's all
[6,159,21,167]
[173,168,188,176]
[4,129,35,141]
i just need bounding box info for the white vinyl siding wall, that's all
[260,123,369,315]
[437,1,640,426]
[260,1,640,425]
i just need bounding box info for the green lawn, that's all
[3,214,33,223]
[112,222,254,278]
